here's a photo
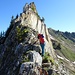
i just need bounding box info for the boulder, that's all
[19,62,40,75]
[19,62,34,75]
[19,51,42,75]
[29,51,42,66]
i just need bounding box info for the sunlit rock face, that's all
[19,2,56,58]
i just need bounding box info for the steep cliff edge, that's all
[15,2,55,58]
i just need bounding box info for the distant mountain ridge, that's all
[48,28,75,61]
[48,28,75,42]
[62,31,75,42]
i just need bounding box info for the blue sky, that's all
[0,0,75,32]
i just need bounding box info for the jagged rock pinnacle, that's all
[23,2,37,13]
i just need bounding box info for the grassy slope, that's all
[48,28,75,61]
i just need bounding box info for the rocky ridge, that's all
[0,2,75,75]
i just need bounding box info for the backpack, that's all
[38,34,44,44]
[38,34,44,39]
[41,34,44,38]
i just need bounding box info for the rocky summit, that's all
[0,2,75,75]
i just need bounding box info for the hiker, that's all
[38,34,45,56]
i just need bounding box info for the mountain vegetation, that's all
[48,28,75,61]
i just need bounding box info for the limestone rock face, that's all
[29,51,42,66]
[17,2,56,59]
[19,62,41,75]
[23,2,37,13]
[19,51,42,75]
[19,62,34,75]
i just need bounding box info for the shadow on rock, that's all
[48,69,53,75]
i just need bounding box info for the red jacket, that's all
[38,34,44,44]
